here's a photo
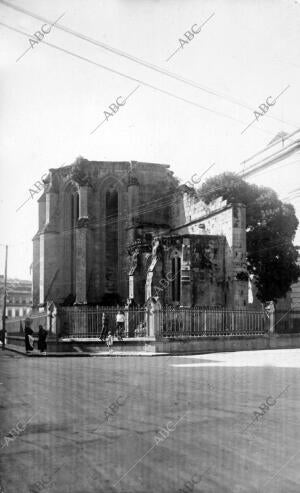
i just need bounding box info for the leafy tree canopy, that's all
[198,172,300,302]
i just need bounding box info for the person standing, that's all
[24,325,34,353]
[0,327,6,349]
[116,310,125,340]
[100,312,109,341]
[37,325,48,355]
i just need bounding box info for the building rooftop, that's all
[240,128,300,178]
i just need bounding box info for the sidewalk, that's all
[4,343,167,357]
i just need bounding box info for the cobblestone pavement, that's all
[0,349,300,493]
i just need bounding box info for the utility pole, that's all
[2,245,8,350]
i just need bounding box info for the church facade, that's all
[32,158,248,309]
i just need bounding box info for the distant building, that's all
[32,158,249,308]
[0,276,32,320]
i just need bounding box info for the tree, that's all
[198,172,300,303]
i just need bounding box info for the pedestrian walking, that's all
[0,328,6,348]
[37,325,48,355]
[100,312,109,341]
[116,309,125,340]
[24,325,34,353]
[106,331,113,353]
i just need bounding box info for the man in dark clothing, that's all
[37,325,48,354]
[0,328,6,348]
[24,326,34,353]
[100,313,109,341]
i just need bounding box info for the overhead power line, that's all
[0,20,266,131]
[0,0,298,130]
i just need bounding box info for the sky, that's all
[0,0,300,280]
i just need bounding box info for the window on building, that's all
[7,309,12,317]
[71,192,79,226]
[15,309,19,317]
[171,257,181,302]
[105,186,118,294]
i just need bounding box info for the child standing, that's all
[106,331,113,354]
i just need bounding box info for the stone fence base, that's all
[6,333,300,355]
[155,333,300,354]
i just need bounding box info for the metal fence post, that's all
[124,305,129,337]
[147,298,161,338]
[269,301,275,335]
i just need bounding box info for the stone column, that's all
[33,195,46,308]
[79,185,88,218]
[39,230,59,306]
[129,275,134,300]
[75,219,88,304]
[147,297,161,338]
[146,271,153,301]
[45,191,57,224]
[75,185,89,304]
[127,167,139,244]
[128,245,144,304]
[39,187,59,306]
[32,233,40,308]
[269,301,275,334]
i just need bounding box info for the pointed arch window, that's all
[171,256,181,302]
[71,192,79,227]
[105,185,118,294]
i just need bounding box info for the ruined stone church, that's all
[32,158,248,309]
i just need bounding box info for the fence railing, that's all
[5,312,47,334]
[157,307,267,338]
[6,305,300,341]
[58,305,268,339]
[275,310,300,334]
[59,305,149,338]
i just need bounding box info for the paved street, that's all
[0,349,300,493]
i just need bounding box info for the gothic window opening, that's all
[71,192,79,227]
[171,256,181,302]
[105,186,118,294]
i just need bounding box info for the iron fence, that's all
[5,312,47,334]
[157,307,267,338]
[59,305,149,338]
[55,305,270,339]
[275,310,300,334]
